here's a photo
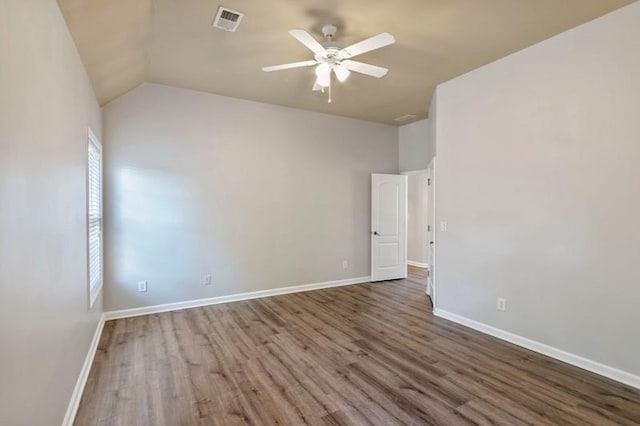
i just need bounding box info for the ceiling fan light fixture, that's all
[333,64,350,83]
[263,26,395,102]
[315,63,331,87]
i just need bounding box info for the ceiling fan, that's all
[262,24,395,102]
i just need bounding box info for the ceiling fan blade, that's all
[288,29,327,54]
[312,82,323,91]
[338,32,395,59]
[262,60,318,72]
[341,60,388,78]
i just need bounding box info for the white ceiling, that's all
[58,0,633,125]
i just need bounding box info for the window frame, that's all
[87,128,103,308]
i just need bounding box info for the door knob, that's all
[429,241,434,245]
[373,231,379,236]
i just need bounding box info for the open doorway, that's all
[402,164,434,303]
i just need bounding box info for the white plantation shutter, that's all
[88,131,103,306]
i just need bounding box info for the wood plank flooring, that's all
[76,267,640,425]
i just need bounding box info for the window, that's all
[88,129,103,307]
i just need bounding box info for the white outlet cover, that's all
[204,274,212,285]
[497,297,506,311]
[440,221,448,232]
[342,260,349,269]
[138,280,147,292]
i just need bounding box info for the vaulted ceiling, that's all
[58,0,633,125]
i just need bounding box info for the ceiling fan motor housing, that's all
[315,47,341,63]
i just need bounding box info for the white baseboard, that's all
[433,308,640,390]
[104,276,371,321]
[62,314,105,426]
[407,260,429,268]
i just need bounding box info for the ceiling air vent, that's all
[394,114,417,123]
[212,6,244,32]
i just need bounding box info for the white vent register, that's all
[212,6,244,32]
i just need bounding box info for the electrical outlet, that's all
[440,221,448,232]
[204,274,212,285]
[497,297,506,311]
[138,280,147,292]
[342,260,349,269]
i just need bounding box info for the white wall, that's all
[399,119,430,172]
[406,173,429,266]
[434,2,640,378]
[0,1,103,424]
[103,83,398,311]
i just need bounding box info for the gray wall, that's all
[0,1,103,424]
[399,119,430,172]
[434,2,640,376]
[407,173,429,265]
[427,95,437,163]
[103,83,398,311]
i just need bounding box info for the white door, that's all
[371,174,407,281]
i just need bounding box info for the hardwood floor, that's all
[76,266,640,425]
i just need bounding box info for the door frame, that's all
[426,158,436,308]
